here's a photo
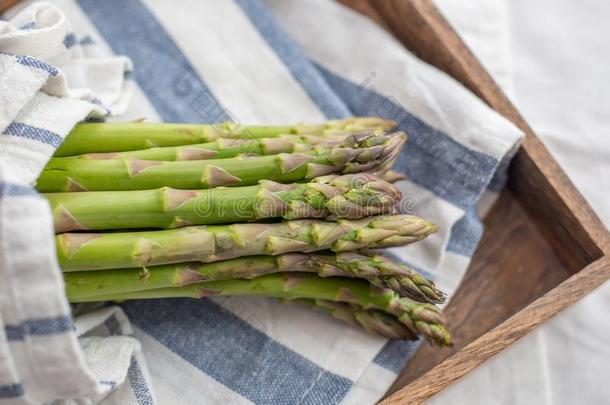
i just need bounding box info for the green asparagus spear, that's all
[66,273,451,346]
[37,131,406,192]
[62,251,444,303]
[293,299,416,339]
[54,117,397,157]
[378,170,407,183]
[77,133,353,161]
[56,214,437,271]
[45,173,402,232]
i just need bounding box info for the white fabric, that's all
[0,2,146,404]
[429,0,610,403]
[66,306,155,405]
[145,0,327,124]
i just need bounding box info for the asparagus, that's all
[37,131,406,192]
[78,133,354,161]
[56,214,438,271]
[66,273,451,346]
[54,117,397,157]
[378,170,407,183]
[294,299,416,339]
[45,173,402,232]
[62,251,444,303]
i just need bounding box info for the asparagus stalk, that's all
[378,170,407,183]
[37,131,406,192]
[293,298,416,340]
[54,117,397,157]
[78,133,354,161]
[57,214,437,271]
[62,251,444,303]
[45,173,402,232]
[66,273,451,346]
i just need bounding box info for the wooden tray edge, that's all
[381,256,610,403]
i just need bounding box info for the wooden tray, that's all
[338,0,610,403]
[2,0,608,402]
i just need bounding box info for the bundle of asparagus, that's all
[40,118,451,346]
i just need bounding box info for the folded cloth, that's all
[0,2,137,404]
[1,0,523,404]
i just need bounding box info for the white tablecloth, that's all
[430,0,610,403]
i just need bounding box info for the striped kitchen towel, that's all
[0,1,137,404]
[1,0,523,404]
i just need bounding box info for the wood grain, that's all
[386,189,571,393]
[0,0,20,14]
[382,257,610,404]
[335,0,390,30]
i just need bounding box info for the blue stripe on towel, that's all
[446,208,484,256]
[63,32,77,48]
[0,181,38,198]
[373,339,422,374]
[99,380,117,389]
[488,152,512,192]
[3,122,63,147]
[315,65,498,209]
[0,51,56,76]
[19,21,36,30]
[0,383,24,399]
[5,315,75,341]
[80,35,95,46]
[14,54,58,76]
[104,314,123,336]
[122,298,352,405]
[234,0,351,119]
[77,0,229,123]
[128,356,155,405]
